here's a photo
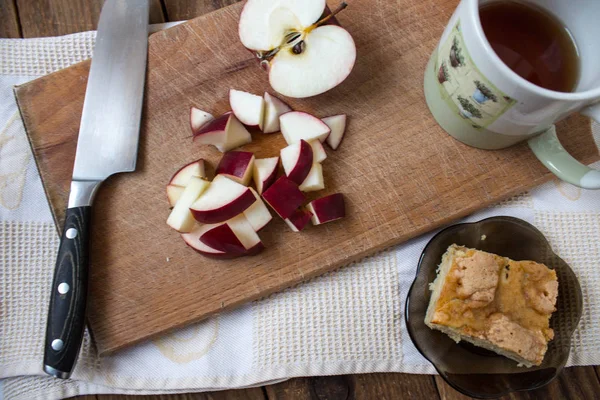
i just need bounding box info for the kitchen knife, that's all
[43,0,149,379]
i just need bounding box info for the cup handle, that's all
[528,118,600,189]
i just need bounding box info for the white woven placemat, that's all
[1,29,599,400]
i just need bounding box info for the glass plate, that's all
[405,216,582,398]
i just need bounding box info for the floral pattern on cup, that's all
[436,22,516,129]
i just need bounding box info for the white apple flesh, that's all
[280,139,313,185]
[215,151,255,186]
[244,188,272,231]
[190,175,256,223]
[169,159,206,186]
[230,89,265,127]
[252,157,279,194]
[166,184,185,207]
[280,111,330,144]
[284,209,313,232]
[238,0,356,98]
[298,163,324,192]
[262,92,292,133]
[322,114,347,150]
[261,176,305,219]
[200,214,264,255]
[309,140,327,163]
[195,112,252,152]
[166,176,210,232]
[190,107,214,133]
[306,193,345,225]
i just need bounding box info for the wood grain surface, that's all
[3,1,600,399]
[14,0,600,355]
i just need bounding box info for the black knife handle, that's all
[43,206,91,379]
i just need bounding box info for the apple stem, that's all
[311,2,348,30]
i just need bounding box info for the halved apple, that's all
[194,112,252,152]
[167,176,211,232]
[309,139,327,163]
[280,111,330,144]
[216,151,255,186]
[261,92,292,133]
[322,114,347,150]
[244,188,272,231]
[280,139,313,185]
[306,193,345,225]
[261,176,305,219]
[169,159,207,186]
[190,107,214,133]
[299,163,324,192]
[182,224,236,259]
[284,209,313,232]
[190,175,255,224]
[166,184,185,207]
[238,0,356,98]
[252,157,279,194]
[230,89,265,127]
[200,214,264,255]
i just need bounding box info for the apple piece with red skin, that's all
[169,159,206,186]
[194,112,251,152]
[299,163,324,192]
[238,0,356,98]
[280,112,330,145]
[252,157,279,194]
[216,151,255,186]
[244,188,272,231]
[322,114,347,150]
[190,107,214,133]
[166,184,185,206]
[229,89,264,127]
[167,176,210,232]
[199,214,264,255]
[190,175,255,224]
[181,224,238,259]
[306,193,345,225]
[261,92,292,133]
[261,176,305,219]
[284,209,313,232]
[280,139,313,185]
[309,140,327,163]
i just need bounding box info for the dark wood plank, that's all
[264,374,440,399]
[162,0,241,20]
[75,387,264,400]
[435,366,600,400]
[0,0,21,37]
[16,0,165,38]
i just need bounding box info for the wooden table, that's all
[1,0,599,399]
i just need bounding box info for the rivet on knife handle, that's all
[43,205,92,379]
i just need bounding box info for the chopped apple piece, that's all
[306,193,345,225]
[284,209,313,232]
[299,163,324,192]
[280,139,313,185]
[200,214,264,255]
[195,112,252,152]
[169,159,206,186]
[280,111,331,145]
[309,140,327,163]
[261,176,305,219]
[261,92,292,133]
[322,114,347,150]
[252,157,279,194]
[190,107,214,133]
[230,89,265,127]
[190,175,255,224]
[167,177,210,232]
[182,224,236,258]
[216,151,255,186]
[244,188,272,231]
[166,184,185,207]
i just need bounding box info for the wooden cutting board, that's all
[15,0,599,355]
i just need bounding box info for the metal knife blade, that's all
[43,0,149,379]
